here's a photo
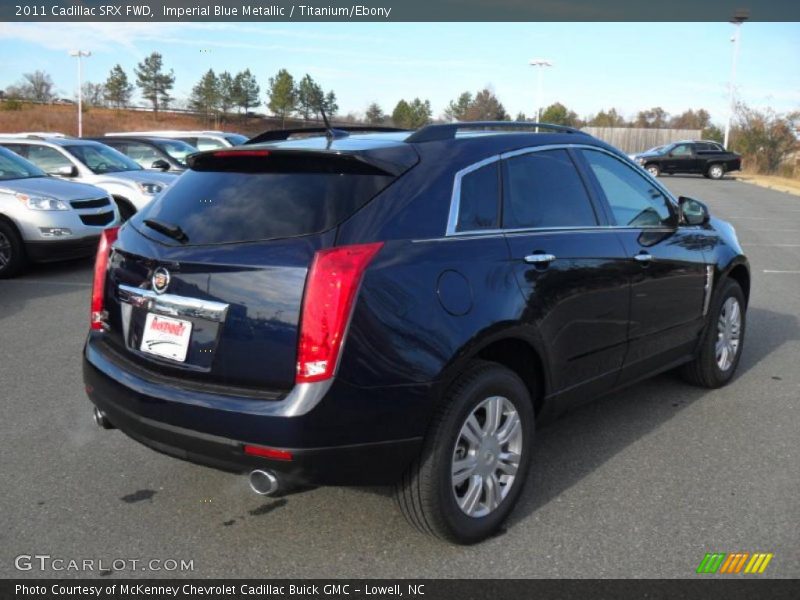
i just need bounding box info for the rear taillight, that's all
[296,242,384,384]
[90,226,120,331]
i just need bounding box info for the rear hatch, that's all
[100,142,416,394]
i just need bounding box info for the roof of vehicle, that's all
[105,130,240,137]
[0,135,105,147]
[87,136,186,145]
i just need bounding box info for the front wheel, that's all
[707,164,725,180]
[395,361,534,544]
[0,219,26,278]
[645,163,660,177]
[681,279,746,388]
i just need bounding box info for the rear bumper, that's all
[83,334,428,485]
[26,235,100,262]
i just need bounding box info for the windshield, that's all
[0,148,47,180]
[645,145,665,154]
[65,143,143,174]
[224,134,248,145]
[155,139,197,165]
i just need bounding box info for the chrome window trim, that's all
[445,143,679,238]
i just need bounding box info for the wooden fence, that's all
[581,127,703,154]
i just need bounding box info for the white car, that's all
[104,130,248,151]
[0,136,177,220]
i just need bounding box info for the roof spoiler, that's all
[246,126,408,145]
[405,121,586,143]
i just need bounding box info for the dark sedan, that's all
[87,136,197,172]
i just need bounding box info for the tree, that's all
[463,88,508,121]
[323,90,338,118]
[443,92,473,121]
[296,74,323,120]
[702,124,724,143]
[104,64,133,109]
[634,106,669,128]
[392,98,432,128]
[365,102,385,125]
[81,82,106,107]
[515,112,527,122]
[11,71,55,102]
[540,102,580,126]
[670,108,711,130]
[588,108,626,127]
[731,103,799,173]
[189,69,220,123]
[232,69,260,115]
[267,69,296,127]
[217,71,235,118]
[135,52,175,114]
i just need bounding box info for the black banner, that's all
[3,580,800,600]
[2,0,800,22]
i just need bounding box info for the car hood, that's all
[94,170,178,186]
[634,151,664,160]
[0,176,108,201]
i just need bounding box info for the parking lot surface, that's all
[1,176,798,578]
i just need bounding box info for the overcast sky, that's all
[1,22,798,123]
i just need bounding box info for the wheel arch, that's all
[724,262,751,306]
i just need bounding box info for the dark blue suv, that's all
[83,122,750,543]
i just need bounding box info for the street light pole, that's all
[69,50,91,137]
[529,58,553,125]
[723,11,748,150]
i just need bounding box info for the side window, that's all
[582,149,674,228]
[25,145,72,173]
[195,137,226,151]
[695,143,712,152]
[671,144,693,157]
[124,143,161,168]
[0,144,28,159]
[456,162,499,232]
[502,149,597,229]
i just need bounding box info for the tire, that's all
[707,163,725,180]
[395,360,535,544]
[114,197,136,221]
[680,279,746,388]
[0,218,27,279]
[645,163,660,177]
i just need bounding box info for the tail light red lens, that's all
[296,242,384,384]
[90,226,120,331]
[243,444,293,461]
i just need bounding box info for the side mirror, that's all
[54,165,78,177]
[679,196,710,226]
[150,159,170,171]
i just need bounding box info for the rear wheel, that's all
[395,361,534,544]
[707,164,725,180]
[645,163,660,177]
[0,219,26,279]
[681,279,745,388]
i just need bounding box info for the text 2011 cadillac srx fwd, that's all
[83,123,749,543]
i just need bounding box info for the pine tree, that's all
[267,69,297,127]
[134,52,175,115]
[104,65,133,109]
[189,69,220,124]
[365,102,385,125]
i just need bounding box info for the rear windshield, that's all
[134,168,393,245]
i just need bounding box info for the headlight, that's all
[16,193,69,211]
[138,182,164,195]
[636,157,646,165]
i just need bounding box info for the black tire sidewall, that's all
[0,219,25,278]
[433,365,534,543]
[703,280,746,385]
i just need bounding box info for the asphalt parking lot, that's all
[1,176,798,579]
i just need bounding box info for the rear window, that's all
[134,166,394,245]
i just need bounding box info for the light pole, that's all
[69,50,91,137]
[529,58,553,124]
[723,11,748,149]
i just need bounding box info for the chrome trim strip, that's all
[702,265,715,316]
[118,284,230,323]
[445,143,679,237]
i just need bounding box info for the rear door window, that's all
[502,149,598,229]
[25,145,73,172]
[134,159,395,245]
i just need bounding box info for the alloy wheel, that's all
[0,231,11,269]
[451,396,523,518]
[716,297,742,371]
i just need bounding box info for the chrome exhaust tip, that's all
[92,407,115,430]
[248,469,280,496]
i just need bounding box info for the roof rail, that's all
[405,122,586,143]
[246,126,408,145]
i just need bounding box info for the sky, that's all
[0,21,798,124]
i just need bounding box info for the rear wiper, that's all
[143,218,189,243]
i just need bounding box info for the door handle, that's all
[634,251,653,264]
[524,253,556,265]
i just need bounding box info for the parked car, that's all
[88,136,197,172]
[0,146,119,278]
[104,130,248,151]
[633,140,741,179]
[83,122,750,543]
[0,136,177,220]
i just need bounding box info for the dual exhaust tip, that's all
[93,406,281,497]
